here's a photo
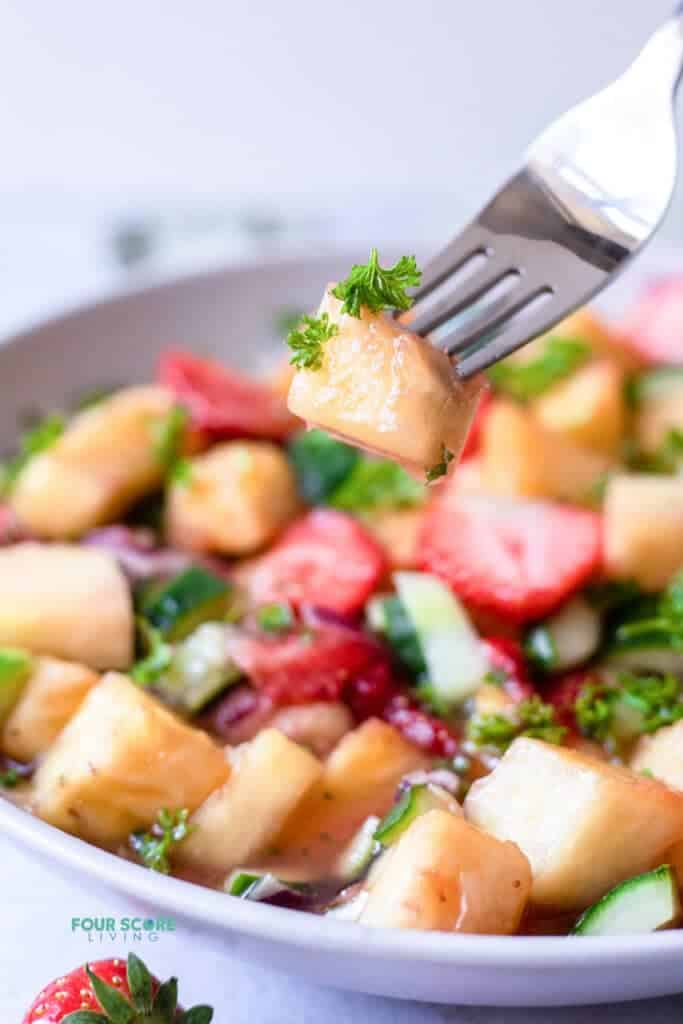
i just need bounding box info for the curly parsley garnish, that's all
[488,337,590,402]
[332,248,421,318]
[130,808,196,874]
[425,445,454,483]
[287,313,339,371]
[575,672,683,746]
[467,697,566,754]
[0,414,65,496]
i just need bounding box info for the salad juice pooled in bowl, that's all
[2,250,683,938]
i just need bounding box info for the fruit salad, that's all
[2,251,683,939]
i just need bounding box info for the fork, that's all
[408,5,683,379]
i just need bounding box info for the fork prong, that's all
[451,291,571,378]
[409,264,520,337]
[411,224,494,302]
[442,285,552,361]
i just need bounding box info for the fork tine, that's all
[411,224,494,302]
[409,264,521,337]
[442,285,552,362]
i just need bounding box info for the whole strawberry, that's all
[22,952,213,1023]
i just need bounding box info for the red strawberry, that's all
[382,694,460,758]
[158,349,299,440]
[618,276,683,366]
[481,636,535,702]
[419,493,602,624]
[245,509,388,617]
[22,952,212,1023]
[229,621,387,705]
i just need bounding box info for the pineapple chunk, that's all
[604,474,683,591]
[273,719,429,872]
[364,508,423,569]
[480,400,609,503]
[32,673,229,845]
[10,387,181,539]
[465,737,683,910]
[0,543,133,669]
[287,288,484,477]
[166,441,299,556]
[636,387,683,454]
[178,728,321,872]
[527,309,644,373]
[360,809,531,933]
[631,721,683,790]
[1,656,99,762]
[533,360,626,457]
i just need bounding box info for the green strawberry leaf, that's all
[152,977,178,1018]
[126,953,153,1012]
[63,1013,109,1024]
[86,966,135,1024]
[178,1007,214,1024]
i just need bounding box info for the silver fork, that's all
[409,5,683,379]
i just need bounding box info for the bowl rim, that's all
[2,252,683,974]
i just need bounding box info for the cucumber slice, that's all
[154,622,241,713]
[383,594,428,678]
[373,783,458,848]
[288,429,359,504]
[0,648,33,723]
[141,567,233,641]
[394,571,487,706]
[572,866,680,936]
[525,597,601,673]
[336,815,381,881]
[226,870,304,901]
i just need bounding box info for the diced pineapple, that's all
[1,656,99,762]
[533,360,626,457]
[359,809,531,933]
[10,388,182,538]
[32,673,229,845]
[480,400,610,503]
[635,386,683,454]
[166,441,300,556]
[364,508,424,569]
[287,289,484,477]
[0,543,133,669]
[178,728,321,872]
[630,722,683,791]
[273,719,429,872]
[465,737,683,910]
[604,475,683,591]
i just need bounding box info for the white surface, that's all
[2,251,683,1018]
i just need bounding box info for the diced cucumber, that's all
[0,648,33,723]
[394,571,487,706]
[383,595,428,678]
[628,367,683,405]
[572,866,680,936]
[226,870,302,901]
[525,597,601,673]
[153,622,241,713]
[288,429,359,504]
[141,567,233,641]
[336,815,381,882]
[373,783,458,848]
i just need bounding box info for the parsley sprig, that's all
[575,672,683,745]
[332,248,421,318]
[130,808,195,874]
[487,337,590,402]
[467,696,566,754]
[425,445,454,483]
[287,313,339,370]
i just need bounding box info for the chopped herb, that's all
[0,414,65,495]
[330,459,424,512]
[153,404,189,478]
[487,337,590,402]
[287,313,339,370]
[332,249,421,318]
[575,682,617,742]
[483,668,508,688]
[170,457,193,486]
[257,602,295,634]
[608,569,683,653]
[575,672,683,744]
[288,429,360,504]
[467,697,566,754]
[131,619,173,685]
[275,307,305,337]
[0,768,19,788]
[414,682,452,718]
[130,808,195,874]
[640,768,655,779]
[620,671,683,733]
[425,445,454,483]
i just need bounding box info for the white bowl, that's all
[1,250,682,1007]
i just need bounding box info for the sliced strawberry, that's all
[460,386,493,460]
[22,951,212,1022]
[158,349,299,440]
[619,276,683,365]
[228,622,386,705]
[245,509,388,616]
[383,694,460,758]
[481,636,535,702]
[419,493,602,624]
